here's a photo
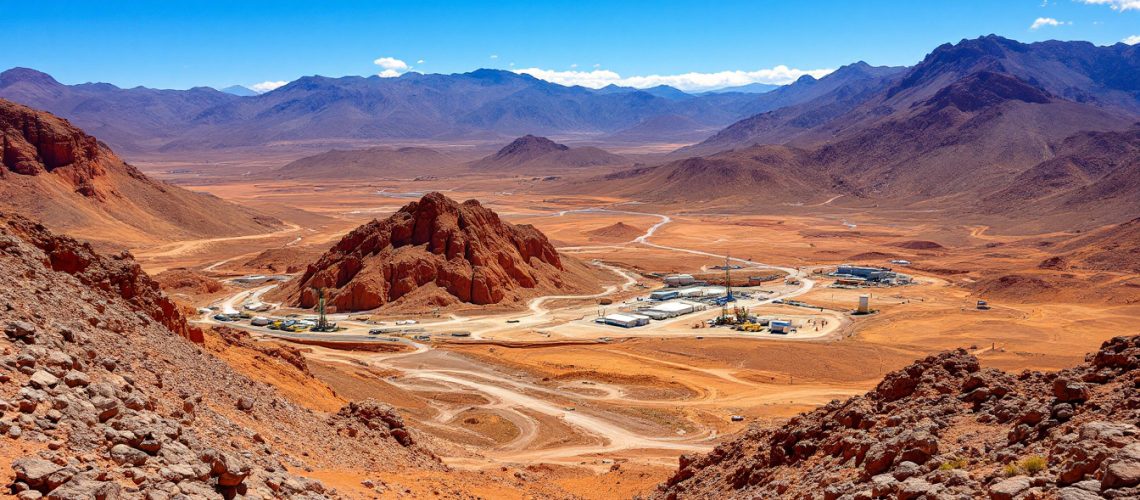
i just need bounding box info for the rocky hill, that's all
[279,192,600,312]
[1043,217,1140,275]
[678,62,906,156]
[469,135,630,173]
[0,99,281,247]
[656,336,1140,499]
[0,213,444,498]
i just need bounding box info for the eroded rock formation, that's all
[657,336,1140,499]
[291,192,568,311]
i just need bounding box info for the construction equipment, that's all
[311,288,338,332]
[735,322,764,332]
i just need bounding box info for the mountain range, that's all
[687,36,1140,154]
[3,35,1138,231]
[0,68,789,153]
[583,36,1140,231]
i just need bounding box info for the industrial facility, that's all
[650,286,726,301]
[596,299,708,328]
[831,264,912,286]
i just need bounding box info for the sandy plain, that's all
[122,154,1139,496]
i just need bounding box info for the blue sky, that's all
[2,0,1138,92]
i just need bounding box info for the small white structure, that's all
[664,274,695,287]
[601,313,648,328]
[244,302,271,312]
[649,290,680,301]
[250,317,270,327]
[857,295,871,314]
[675,285,727,298]
[770,320,793,334]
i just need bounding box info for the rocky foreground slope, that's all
[282,192,598,312]
[656,337,1140,499]
[0,214,442,498]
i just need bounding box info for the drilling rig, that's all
[717,253,737,324]
[312,287,337,332]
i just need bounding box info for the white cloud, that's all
[249,80,287,93]
[1079,0,1140,11]
[1124,35,1140,44]
[373,57,409,78]
[1030,17,1069,29]
[490,54,499,59]
[512,65,834,92]
[416,59,425,64]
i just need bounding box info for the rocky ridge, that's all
[657,336,1140,499]
[0,99,281,247]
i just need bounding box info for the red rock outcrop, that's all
[290,192,570,311]
[657,336,1140,499]
[0,98,107,196]
[0,214,202,342]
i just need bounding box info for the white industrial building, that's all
[664,274,695,287]
[674,285,726,298]
[638,300,704,319]
[600,313,649,328]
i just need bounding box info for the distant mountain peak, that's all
[492,135,568,160]
[464,68,530,84]
[219,85,257,97]
[0,67,62,88]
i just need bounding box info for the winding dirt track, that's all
[204,207,839,463]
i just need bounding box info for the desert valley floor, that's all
[96,151,1137,498]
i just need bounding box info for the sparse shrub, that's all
[1001,455,1047,477]
[939,457,968,470]
[1020,455,1047,475]
[1002,463,1021,477]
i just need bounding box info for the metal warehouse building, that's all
[600,313,649,328]
[664,274,695,287]
[639,300,702,319]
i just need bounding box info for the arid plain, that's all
[118,149,1139,497]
